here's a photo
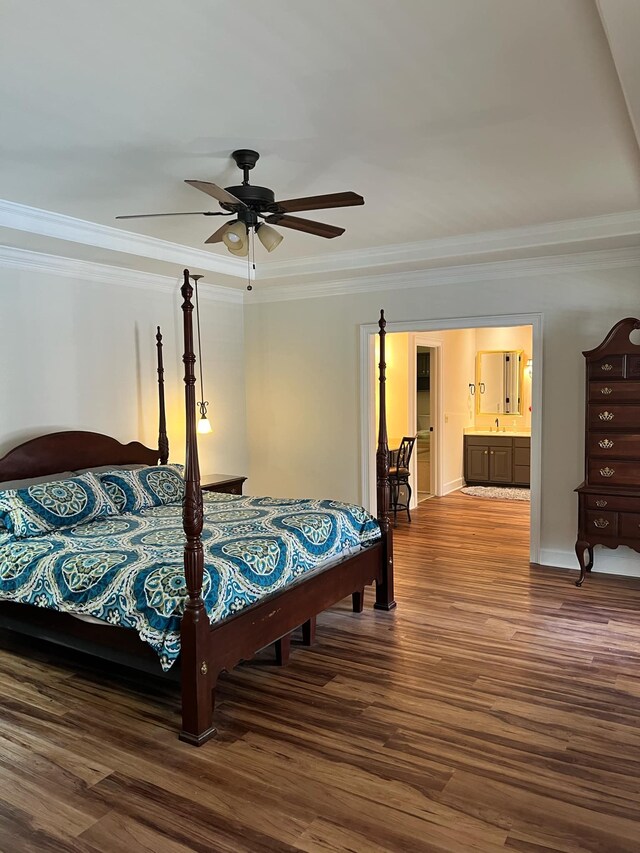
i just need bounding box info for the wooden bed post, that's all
[156,326,169,465]
[179,270,215,745]
[373,309,397,611]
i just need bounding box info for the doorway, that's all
[416,346,433,502]
[414,341,441,502]
[360,312,542,563]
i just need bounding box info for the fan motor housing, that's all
[222,184,276,212]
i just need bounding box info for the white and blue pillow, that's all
[99,465,184,514]
[0,472,119,539]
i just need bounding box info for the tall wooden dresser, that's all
[575,317,640,586]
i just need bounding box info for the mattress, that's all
[0,492,380,670]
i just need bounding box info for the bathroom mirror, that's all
[476,350,523,415]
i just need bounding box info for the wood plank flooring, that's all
[3,493,640,851]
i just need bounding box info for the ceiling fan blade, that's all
[273,191,364,214]
[115,211,221,219]
[204,223,231,244]
[265,214,345,238]
[185,180,247,208]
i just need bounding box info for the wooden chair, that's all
[390,435,416,526]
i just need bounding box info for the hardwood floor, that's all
[3,493,640,851]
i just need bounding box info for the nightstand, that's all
[201,474,247,495]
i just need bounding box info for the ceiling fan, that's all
[116,149,364,256]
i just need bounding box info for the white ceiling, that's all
[2,0,640,285]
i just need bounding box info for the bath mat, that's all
[460,486,530,501]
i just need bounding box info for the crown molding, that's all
[0,245,243,304]
[257,208,640,280]
[0,198,247,279]
[4,196,640,293]
[247,245,640,303]
[4,239,640,310]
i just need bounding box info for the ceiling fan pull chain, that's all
[246,228,253,292]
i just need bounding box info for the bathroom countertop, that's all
[464,429,531,437]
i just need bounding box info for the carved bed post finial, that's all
[156,326,169,465]
[179,268,215,745]
[374,309,396,611]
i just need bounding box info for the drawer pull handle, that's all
[595,499,608,507]
[599,411,614,421]
[598,439,614,449]
[600,387,613,395]
[600,467,615,478]
[594,518,610,528]
[601,363,614,372]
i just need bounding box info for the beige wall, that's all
[0,267,248,478]
[245,264,640,577]
[437,328,477,492]
[376,332,411,448]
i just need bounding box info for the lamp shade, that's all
[197,415,212,435]
[227,243,249,257]
[222,221,248,256]
[257,223,283,253]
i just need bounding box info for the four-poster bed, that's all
[0,270,395,745]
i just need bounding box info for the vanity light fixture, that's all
[191,274,212,435]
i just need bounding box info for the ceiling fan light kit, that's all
[256,222,283,253]
[221,220,248,255]
[116,148,364,260]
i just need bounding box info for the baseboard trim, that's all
[539,547,640,579]
[442,477,465,496]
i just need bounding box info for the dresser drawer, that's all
[585,494,640,512]
[588,459,640,487]
[619,512,640,539]
[588,356,624,379]
[588,405,640,429]
[585,510,618,537]
[209,481,243,495]
[626,355,640,379]
[589,381,640,402]
[589,433,640,458]
[201,475,246,495]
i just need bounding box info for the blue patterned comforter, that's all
[0,492,380,670]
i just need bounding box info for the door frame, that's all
[359,312,543,564]
[409,336,443,504]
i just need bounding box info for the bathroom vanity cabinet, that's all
[464,434,530,487]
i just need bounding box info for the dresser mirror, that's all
[476,350,523,415]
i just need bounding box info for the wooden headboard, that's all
[0,431,160,481]
[0,326,169,482]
